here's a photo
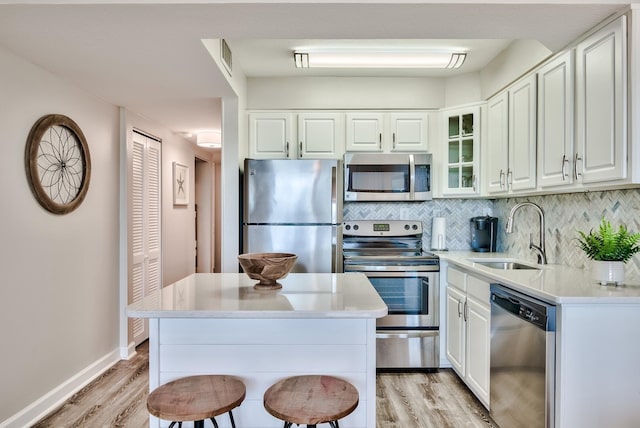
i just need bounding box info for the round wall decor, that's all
[25,114,92,214]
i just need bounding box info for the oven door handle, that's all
[346,268,438,276]
[376,330,439,339]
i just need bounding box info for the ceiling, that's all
[0,1,630,143]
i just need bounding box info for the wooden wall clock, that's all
[25,114,92,214]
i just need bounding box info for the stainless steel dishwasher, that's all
[490,284,556,428]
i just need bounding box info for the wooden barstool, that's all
[147,375,245,428]
[263,375,359,428]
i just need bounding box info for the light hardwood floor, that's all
[33,341,497,428]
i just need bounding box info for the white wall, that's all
[0,44,220,427]
[444,73,483,107]
[247,76,446,110]
[0,46,120,425]
[480,39,551,99]
[203,37,246,272]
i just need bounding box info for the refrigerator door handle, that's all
[331,165,338,224]
[409,154,415,200]
[332,226,338,273]
[336,226,343,273]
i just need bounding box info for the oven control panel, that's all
[343,220,422,236]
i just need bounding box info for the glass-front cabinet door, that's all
[443,105,480,195]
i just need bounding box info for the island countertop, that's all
[126,272,388,319]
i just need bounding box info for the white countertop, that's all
[435,251,640,304]
[126,272,388,318]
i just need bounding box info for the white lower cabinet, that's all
[445,266,490,408]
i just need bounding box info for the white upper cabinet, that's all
[575,16,627,184]
[486,92,509,194]
[508,74,537,192]
[442,106,480,196]
[297,112,345,159]
[249,112,344,159]
[345,112,385,152]
[387,112,429,152]
[538,50,575,188]
[249,112,294,159]
[486,74,537,194]
[346,112,429,152]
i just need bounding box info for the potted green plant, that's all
[577,218,640,285]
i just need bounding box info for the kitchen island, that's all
[127,273,387,428]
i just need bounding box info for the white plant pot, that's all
[592,260,626,286]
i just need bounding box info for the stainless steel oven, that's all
[343,220,440,369]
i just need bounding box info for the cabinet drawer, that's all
[447,267,466,291]
[467,275,490,303]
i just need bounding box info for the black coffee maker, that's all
[470,216,498,252]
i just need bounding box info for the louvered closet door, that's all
[131,131,162,346]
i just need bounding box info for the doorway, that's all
[195,157,215,272]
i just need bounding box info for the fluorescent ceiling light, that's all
[197,131,221,149]
[293,50,466,69]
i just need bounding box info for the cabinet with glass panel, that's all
[442,105,480,196]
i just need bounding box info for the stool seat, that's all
[264,375,359,426]
[147,375,245,426]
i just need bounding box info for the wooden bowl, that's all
[238,253,298,290]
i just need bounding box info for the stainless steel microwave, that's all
[344,153,432,201]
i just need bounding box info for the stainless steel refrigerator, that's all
[243,158,343,273]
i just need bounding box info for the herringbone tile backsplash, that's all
[344,199,494,251]
[493,189,640,278]
[345,188,640,278]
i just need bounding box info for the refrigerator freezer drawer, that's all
[244,225,342,273]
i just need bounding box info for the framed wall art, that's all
[172,162,189,206]
[25,114,92,215]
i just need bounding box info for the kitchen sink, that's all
[468,260,540,270]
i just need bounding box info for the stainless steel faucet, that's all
[505,202,547,264]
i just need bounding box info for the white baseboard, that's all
[120,341,136,360]
[0,348,121,428]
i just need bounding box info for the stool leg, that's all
[194,420,204,428]
[283,422,293,428]
[208,417,219,428]
[227,410,237,428]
